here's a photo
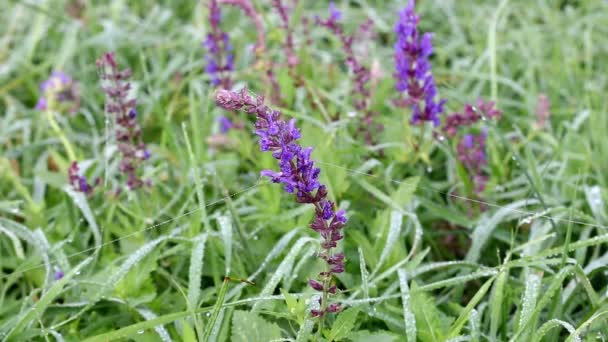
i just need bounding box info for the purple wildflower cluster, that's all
[68,161,99,196]
[442,98,502,137]
[444,99,501,195]
[457,133,489,193]
[216,88,347,317]
[204,0,234,89]
[36,71,79,113]
[318,2,381,146]
[394,0,445,127]
[96,52,150,190]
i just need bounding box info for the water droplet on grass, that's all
[137,330,144,335]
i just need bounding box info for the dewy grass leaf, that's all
[134,307,173,342]
[202,277,230,342]
[373,211,403,275]
[397,268,416,342]
[516,271,542,337]
[187,233,208,310]
[217,215,233,275]
[63,185,102,250]
[252,237,314,311]
[447,274,496,338]
[5,256,94,341]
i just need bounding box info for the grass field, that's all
[1,0,608,341]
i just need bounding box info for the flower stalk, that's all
[215,88,347,323]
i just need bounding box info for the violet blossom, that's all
[457,132,489,193]
[36,71,80,113]
[318,2,381,146]
[216,88,347,318]
[96,52,150,190]
[442,98,501,137]
[68,161,99,196]
[394,0,445,127]
[204,0,234,89]
[54,267,65,280]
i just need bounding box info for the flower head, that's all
[318,3,381,147]
[68,161,99,196]
[204,0,234,88]
[36,71,79,113]
[97,52,149,191]
[394,0,445,126]
[216,89,347,317]
[442,99,501,137]
[457,132,488,193]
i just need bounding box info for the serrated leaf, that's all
[231,310,281,342]
[329,307,360,341]
[410,282,448,342]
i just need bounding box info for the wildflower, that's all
[272,0,299,71]
[36,71,79,113]
[318,2,381,146]
[216,88,347,318]
[96,52,149,190]
[218,115,234,133]
[442,99,501,137]
[393,0,445,127]
[204,0,234,88]
[534,94,550,130]
[457,132,488,193]
[68,161,99,195]
[54,267,65,280]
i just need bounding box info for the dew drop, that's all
[437,135,445,142]
[75,271,81,275]
[205,312,211,317]
[512,156,517,161]
[253,235,259,241]
[137,330,144,335]
[426,167,433,173]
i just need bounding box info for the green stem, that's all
[45,109,76,161]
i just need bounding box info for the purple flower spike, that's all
[457,132,488,194]
[97,52,149,191]
[394,0,445,126]
[216,89,347,318]
[318,3,381,147]
[204,0,234,89]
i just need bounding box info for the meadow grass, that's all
[1,0,607,341]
